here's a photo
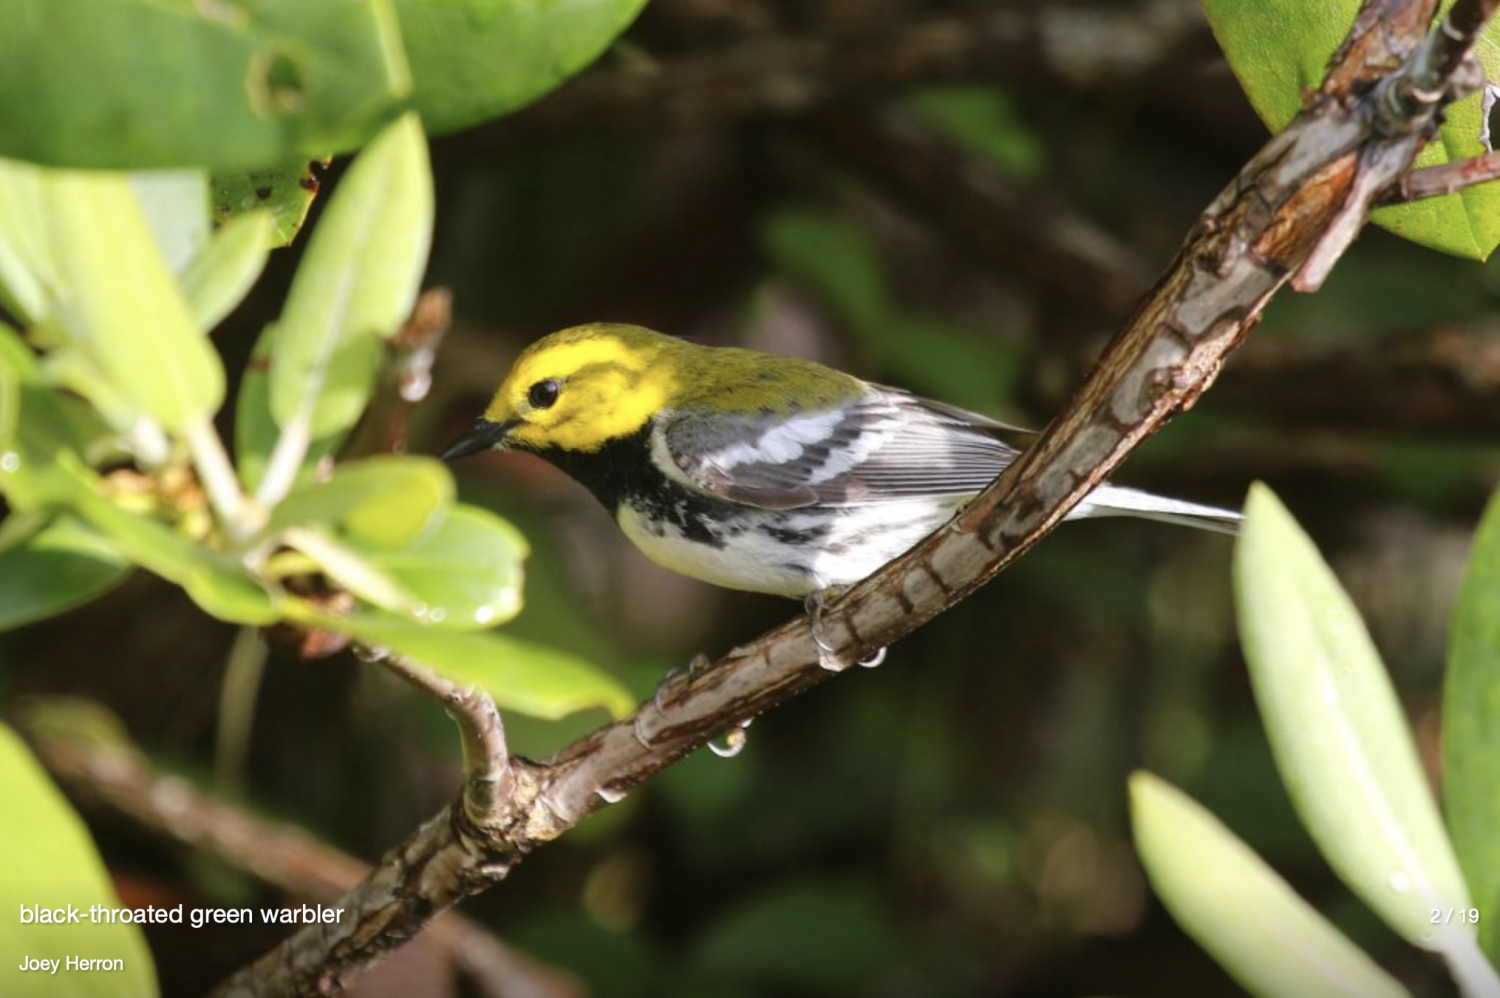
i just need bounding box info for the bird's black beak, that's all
[441,418,515,462]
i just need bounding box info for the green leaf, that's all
[128,170,210,275]
[1444,485,1500,960]
[269,456,451,547]
[0,335,114,512]
[1234,484,1474,951]
[55,462,280,626]
[0,516,131,631]
[1130,772,1407,998]
[267,113,433,441]
[282,526,419,618]
[31,165,224,431]
[395,0,648,135]
[0,722,159,998]
[358,505,528,630]
[1201,1,1500,259]
[181,210,273,332]
[0,157,57,325]
[313,611,635,720]
[211,162,323,248]
[0,0,409,171]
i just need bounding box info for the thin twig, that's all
[375,649,511,823]
[1381,150,1500,203]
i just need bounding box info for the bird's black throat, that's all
[529,424,728,549]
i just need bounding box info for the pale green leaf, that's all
[58,464,280,625]
[181,210,272,332]
[283,526,419,619]
[269,456,451,547]
[313,611,635,720]
[1234,484,1474,951]
[128,170,210,275]
[267,113,433,440]
[34,165,224,430]
[358,505,528,630]
[1131,772,1407,998]
[0,723,158,998]
[0,158,55,324]
[1444,485,1500,960]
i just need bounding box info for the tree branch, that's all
[218,0,1498,991]
[18,700,579,998]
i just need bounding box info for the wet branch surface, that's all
[217,0,1500,992]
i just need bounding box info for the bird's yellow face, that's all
[480,324,680,454]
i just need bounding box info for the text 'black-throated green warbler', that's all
[443,324,1238,600]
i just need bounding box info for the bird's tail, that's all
[1072,484,1242,535]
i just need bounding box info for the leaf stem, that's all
[186,418,247,529]
[1443,926,1500,998]
[255,411,311,511]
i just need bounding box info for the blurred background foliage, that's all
[5,0,1500,995]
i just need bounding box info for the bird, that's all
[442,323,1239,601]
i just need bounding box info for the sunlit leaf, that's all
[1131,772,1407,998]
[31,165,223,430]
[308,611,635,720]
[59,463,280,626]
[0,158,57,325]
[211,162,323,248]
[1234,484,1474,952]
[0,0,409,171]
[1444,484,1500,960]
[267,114,432,441]
[1201,0,1500,259]
[0,722,158,997]
[395,0,648,135]
[128,170,210,275]
[0,516,130,631]
[282,526,418,619]
[357,505,528,630]
[269,456,451,547]
[181,210,272,332]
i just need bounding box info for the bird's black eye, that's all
[527,379,561,409]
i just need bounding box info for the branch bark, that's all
[219,0,1500,992]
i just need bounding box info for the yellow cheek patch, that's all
[487,334,677,452]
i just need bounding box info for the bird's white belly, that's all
[615,498,963,598]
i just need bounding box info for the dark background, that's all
[9,1,1499,994]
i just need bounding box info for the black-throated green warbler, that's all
[443,323,1237,598]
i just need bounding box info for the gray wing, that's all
[663,387,1032,510]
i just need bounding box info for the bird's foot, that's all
[633,652,712,749]
[805,588,855,672]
